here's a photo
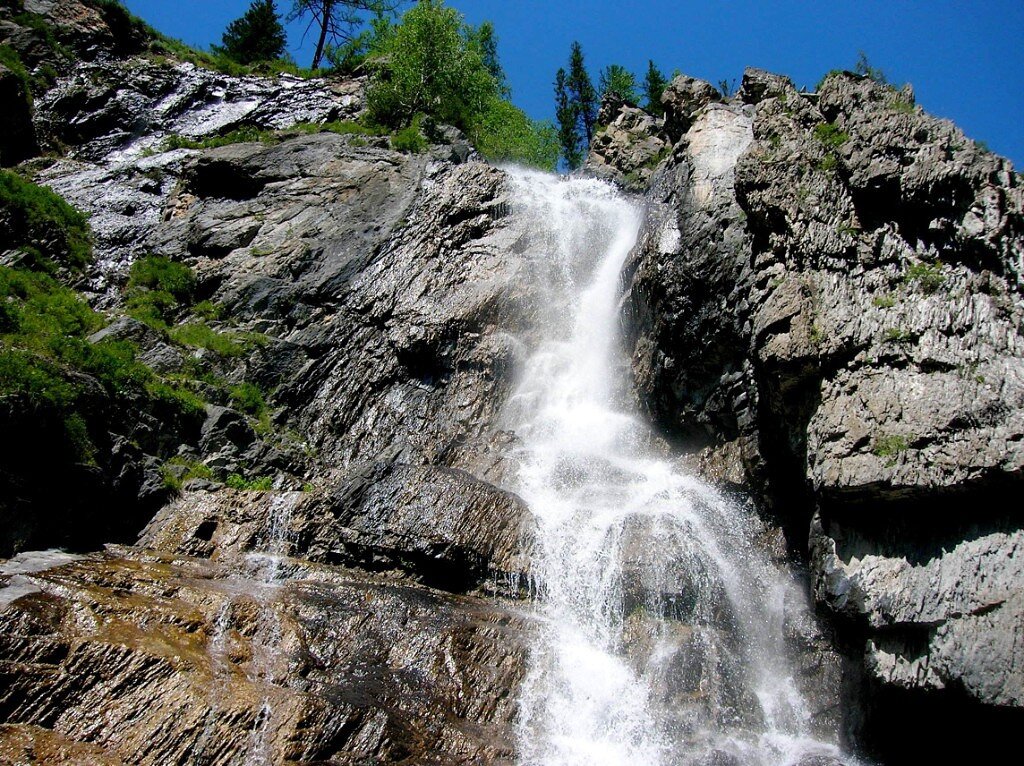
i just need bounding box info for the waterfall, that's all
[503,168,849,766]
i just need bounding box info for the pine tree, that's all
[644,60,668,116]
[220,0,287,65]
[554,67,583,169]
[567,41,597,143]
[599,64,638,106]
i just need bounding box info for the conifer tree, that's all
[220,0,287,65]
[553,42,597,169]
[644,60,668,116]
[554,68,583,169]
[567,41,598,143]
[599,64,638,106]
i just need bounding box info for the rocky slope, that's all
[1,0,1022,762]
[592,68,1024,759]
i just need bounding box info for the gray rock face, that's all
[617,65,1024,756]
[585,101,669,191]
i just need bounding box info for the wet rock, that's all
[139,461,534,594]
[0,549,530,765]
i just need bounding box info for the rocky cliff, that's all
[592,68,1023,759]
[1,1,1022,763]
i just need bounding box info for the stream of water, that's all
[503,168,848,766]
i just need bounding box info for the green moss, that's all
[0,170,92,271]
[0,43,33,102]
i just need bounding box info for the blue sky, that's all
[123,1,1024,168]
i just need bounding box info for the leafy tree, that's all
[365,0,493,129]
[289,0,399,70]
[219,0,286,65]
[364,0,555,169]
[471,98,559,170]
[644,60,668,116]
[599,64,638,106]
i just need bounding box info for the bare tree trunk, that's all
[311,1,332,69]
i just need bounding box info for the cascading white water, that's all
[503,168,850,766]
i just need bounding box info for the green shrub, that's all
[873,433,910,459]
[128,255,196,301]
[0,170,92,270]
[169,321,247,357]
[226,473,274,490]
[390,116,428,153]
[872,294,896,309]
[470,98,559,171]
[229,381,266,416]
[0,43,33,101]
[904,261,946,294]
[163,126,278,151]
[813,122,850,150]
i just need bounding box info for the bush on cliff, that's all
[364,0,558,170]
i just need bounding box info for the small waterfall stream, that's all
[503,168,848,766]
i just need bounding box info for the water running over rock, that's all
[503,168,851,766]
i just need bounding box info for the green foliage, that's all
[161,456,215,491]
[289,0,395,70]
[230,381,267,417]
[129,255,196,302]
[390,115,428,153]
[554,67,583,169]
[366,0,495,131]
[883,327,912,343]
[643,60,668,116]
[553,41,598,169]
[599,64,638,106]
[469,99,560,171]
[854,51,887,85]
[0,170,92,271]
[904,261,946,294]
[0,42,34,103]
[0,263,198,463]
[218,0,287,65]
[169,321,248,357]
[226,473,274,490]
[163,125,279,151]
[872,433,910,459]
[361,1,551,168]
[191,300,222,320]
[813,122,850,150]
[125,255,197,329]
[872,294,896,309]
